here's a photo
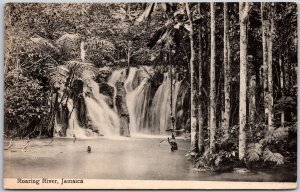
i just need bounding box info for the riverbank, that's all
[4,137,296,182]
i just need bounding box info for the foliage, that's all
[195,149,238,172]
[56,33,82,60]
[4,3,297,173]
[247,143,262,162]
[4,71,50,137]
[194,125,239,171]
[246,125,295,166]
[262,149,284,165]
[85,37,116,66]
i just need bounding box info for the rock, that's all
[72,80,89,128]
[233,168,251,174]
[99,83,114,108]
[119,115,130,137]
[115,81,130,137]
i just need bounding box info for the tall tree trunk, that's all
[222,2,230,141]
[186,3,198,153]
[279,55,285,126]
[210,2,216,154]
[239,2,249,161]
[249,75,256,142]
[261,2,269,126]
[169,48,175,130]
[198,3,204,154]
[267,3,274,129]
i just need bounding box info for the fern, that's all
[47,61,96,87]
[247,143,262,162]
[262,127,288,144]
[272,127,288,139]
[65,60,97,77]
[263,149,284,165]
[48,65,69,87]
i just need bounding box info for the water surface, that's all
[4,137,296,182]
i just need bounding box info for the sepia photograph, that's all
[3,2,298,189]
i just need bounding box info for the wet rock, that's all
[55,104,69,136]
[99,83,114,108]
[115,81,130,137]
[72,80,88,128]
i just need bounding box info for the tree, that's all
[185,3,198,153]
[221,2,230,140]
[279,55,285,126]
[197,3,204,154]
[267,3,274,129]
[135,3,201,150]
[261,2,269,128]
[249,56,256,139]
[238,2,250,161]
[209,2,216,154]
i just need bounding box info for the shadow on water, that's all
[4,137,297,182]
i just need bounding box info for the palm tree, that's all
[185,3,198,153]
[267,3,275,129]
[136,3,201,152]
[209,2,216,154]
[239,2,250,161]
[197,3,204,154]
[222,2,230,141]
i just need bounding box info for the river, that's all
[4,137,296,182]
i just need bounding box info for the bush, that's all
[5,72,50,138]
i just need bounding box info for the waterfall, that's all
[107,67,183,135]
[56,39,189,137]
[124,68,148,133]
[66,100,89,138]
[135,82,151,132]
[147,73,171,134]
[55,65,186,138]
[107,69,126,112]
[84,80,120,136]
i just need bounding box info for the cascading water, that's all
[172,81,182,129]
[135,82,152,132]
[124,68,149,133]
[84,80,120,136]
[107,69,126,112]
[147,73,171,134]
[119,68,183,135]
[65,100,89,138]
[54,57,187,137]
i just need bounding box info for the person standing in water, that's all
[168,133,178,152]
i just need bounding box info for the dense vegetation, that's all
[4,3,297,171]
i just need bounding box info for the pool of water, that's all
[4,137,296,182]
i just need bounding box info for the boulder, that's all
[115,81,130,137]
[99,83,115,108]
